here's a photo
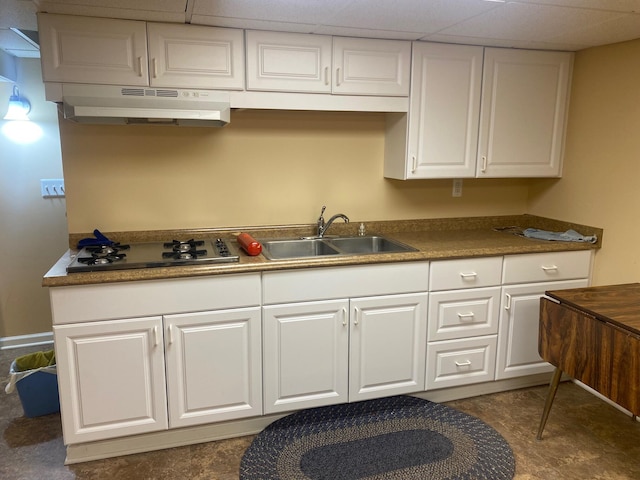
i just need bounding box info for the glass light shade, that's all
[3,85,31,120]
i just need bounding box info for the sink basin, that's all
[328,236,418,254]
[260,238,341,260]
[259,235,417,260]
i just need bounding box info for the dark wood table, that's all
[537,283,640,440]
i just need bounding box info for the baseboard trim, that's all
[0,332,54,350]
[63,374,553,464]
[65,414,286,465]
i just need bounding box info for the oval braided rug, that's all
[240,395,515,480]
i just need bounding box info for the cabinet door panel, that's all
[147,23,244,89]
[164,308,261,428]
[407,42,483,179]
[53,317,167,444]
[246,30,332,93]
[496,279,588,379]
[38,13,148,85]
[350,293,427,401]
[263,300,349,413]
[332,37,410,96]
[478,48,572,177]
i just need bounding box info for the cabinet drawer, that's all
[430,257,502,291]
[428,287,500,341]
[502,250,592,284]
[426,336,497,390]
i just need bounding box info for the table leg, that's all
[536,367,563,440]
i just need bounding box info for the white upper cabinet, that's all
[246,30,410,96]
[477,48,573,178]
[147,23,244,90]
[38,13,149,86]
[332,37,410,96]
[402,42,483,179]
[245,30,332,93]
[385,43,573,179]
[39,13,244,90]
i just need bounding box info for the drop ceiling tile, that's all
[191,15,317,34]
[191,0,349,25]
[0,0,38,30]
[439,2,622,41]
[35,0,188,14]
[423,32,589,51]
[312,25,424,40]
[513,0,640,14]
[322,0,503,35]
[549,12,640,46]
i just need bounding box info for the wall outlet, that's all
[41,179,65,198]
[452,179,463,197]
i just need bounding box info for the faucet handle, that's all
[319,205,326,218]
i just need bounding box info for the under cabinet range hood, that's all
[58,84,231,127]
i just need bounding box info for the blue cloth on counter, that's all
[523,228,597,243]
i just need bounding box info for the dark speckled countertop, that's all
[43,214,602,288]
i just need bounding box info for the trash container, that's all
[5,350,60,417]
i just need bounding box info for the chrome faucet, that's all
[317,205,349,237]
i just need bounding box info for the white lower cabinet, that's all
[164,307,262,428]
[262,299,349,413]
[263,293,428,414]
[51,274,262,445]
[496,279,588,379]
[54,316,168,444]
[496,250,593,379]
[349,294,427,401]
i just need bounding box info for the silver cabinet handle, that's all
[480,155,487,173]
[153,326,159,346]
[411,155,417,173]
[504,293,512,310]
[137,56,143,77]
[353,306,360,325]
[336,67,341,86]
[457,312,475,321]
[324,66,329,86]
[455,360,472,367]
[541,265,558,272]
[152,58,158,78]
[167,324,174,344]
[460,272,477,280]
[342,307,347,326]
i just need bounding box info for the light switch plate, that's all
[41,179,65,198]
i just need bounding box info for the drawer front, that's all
[502,250,592,285]
[426,336,497,390]
[428,287,500,341]
[430,257,503,291]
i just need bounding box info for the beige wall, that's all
[0,59,67,339]
[60,109,530,234]
[528,38,640,286]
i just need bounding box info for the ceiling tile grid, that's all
[1,0,640,57]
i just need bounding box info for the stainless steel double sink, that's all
[259,235,418,260]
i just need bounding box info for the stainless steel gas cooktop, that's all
[66,238,239,273]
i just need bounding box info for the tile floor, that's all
[1,345,638,479]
